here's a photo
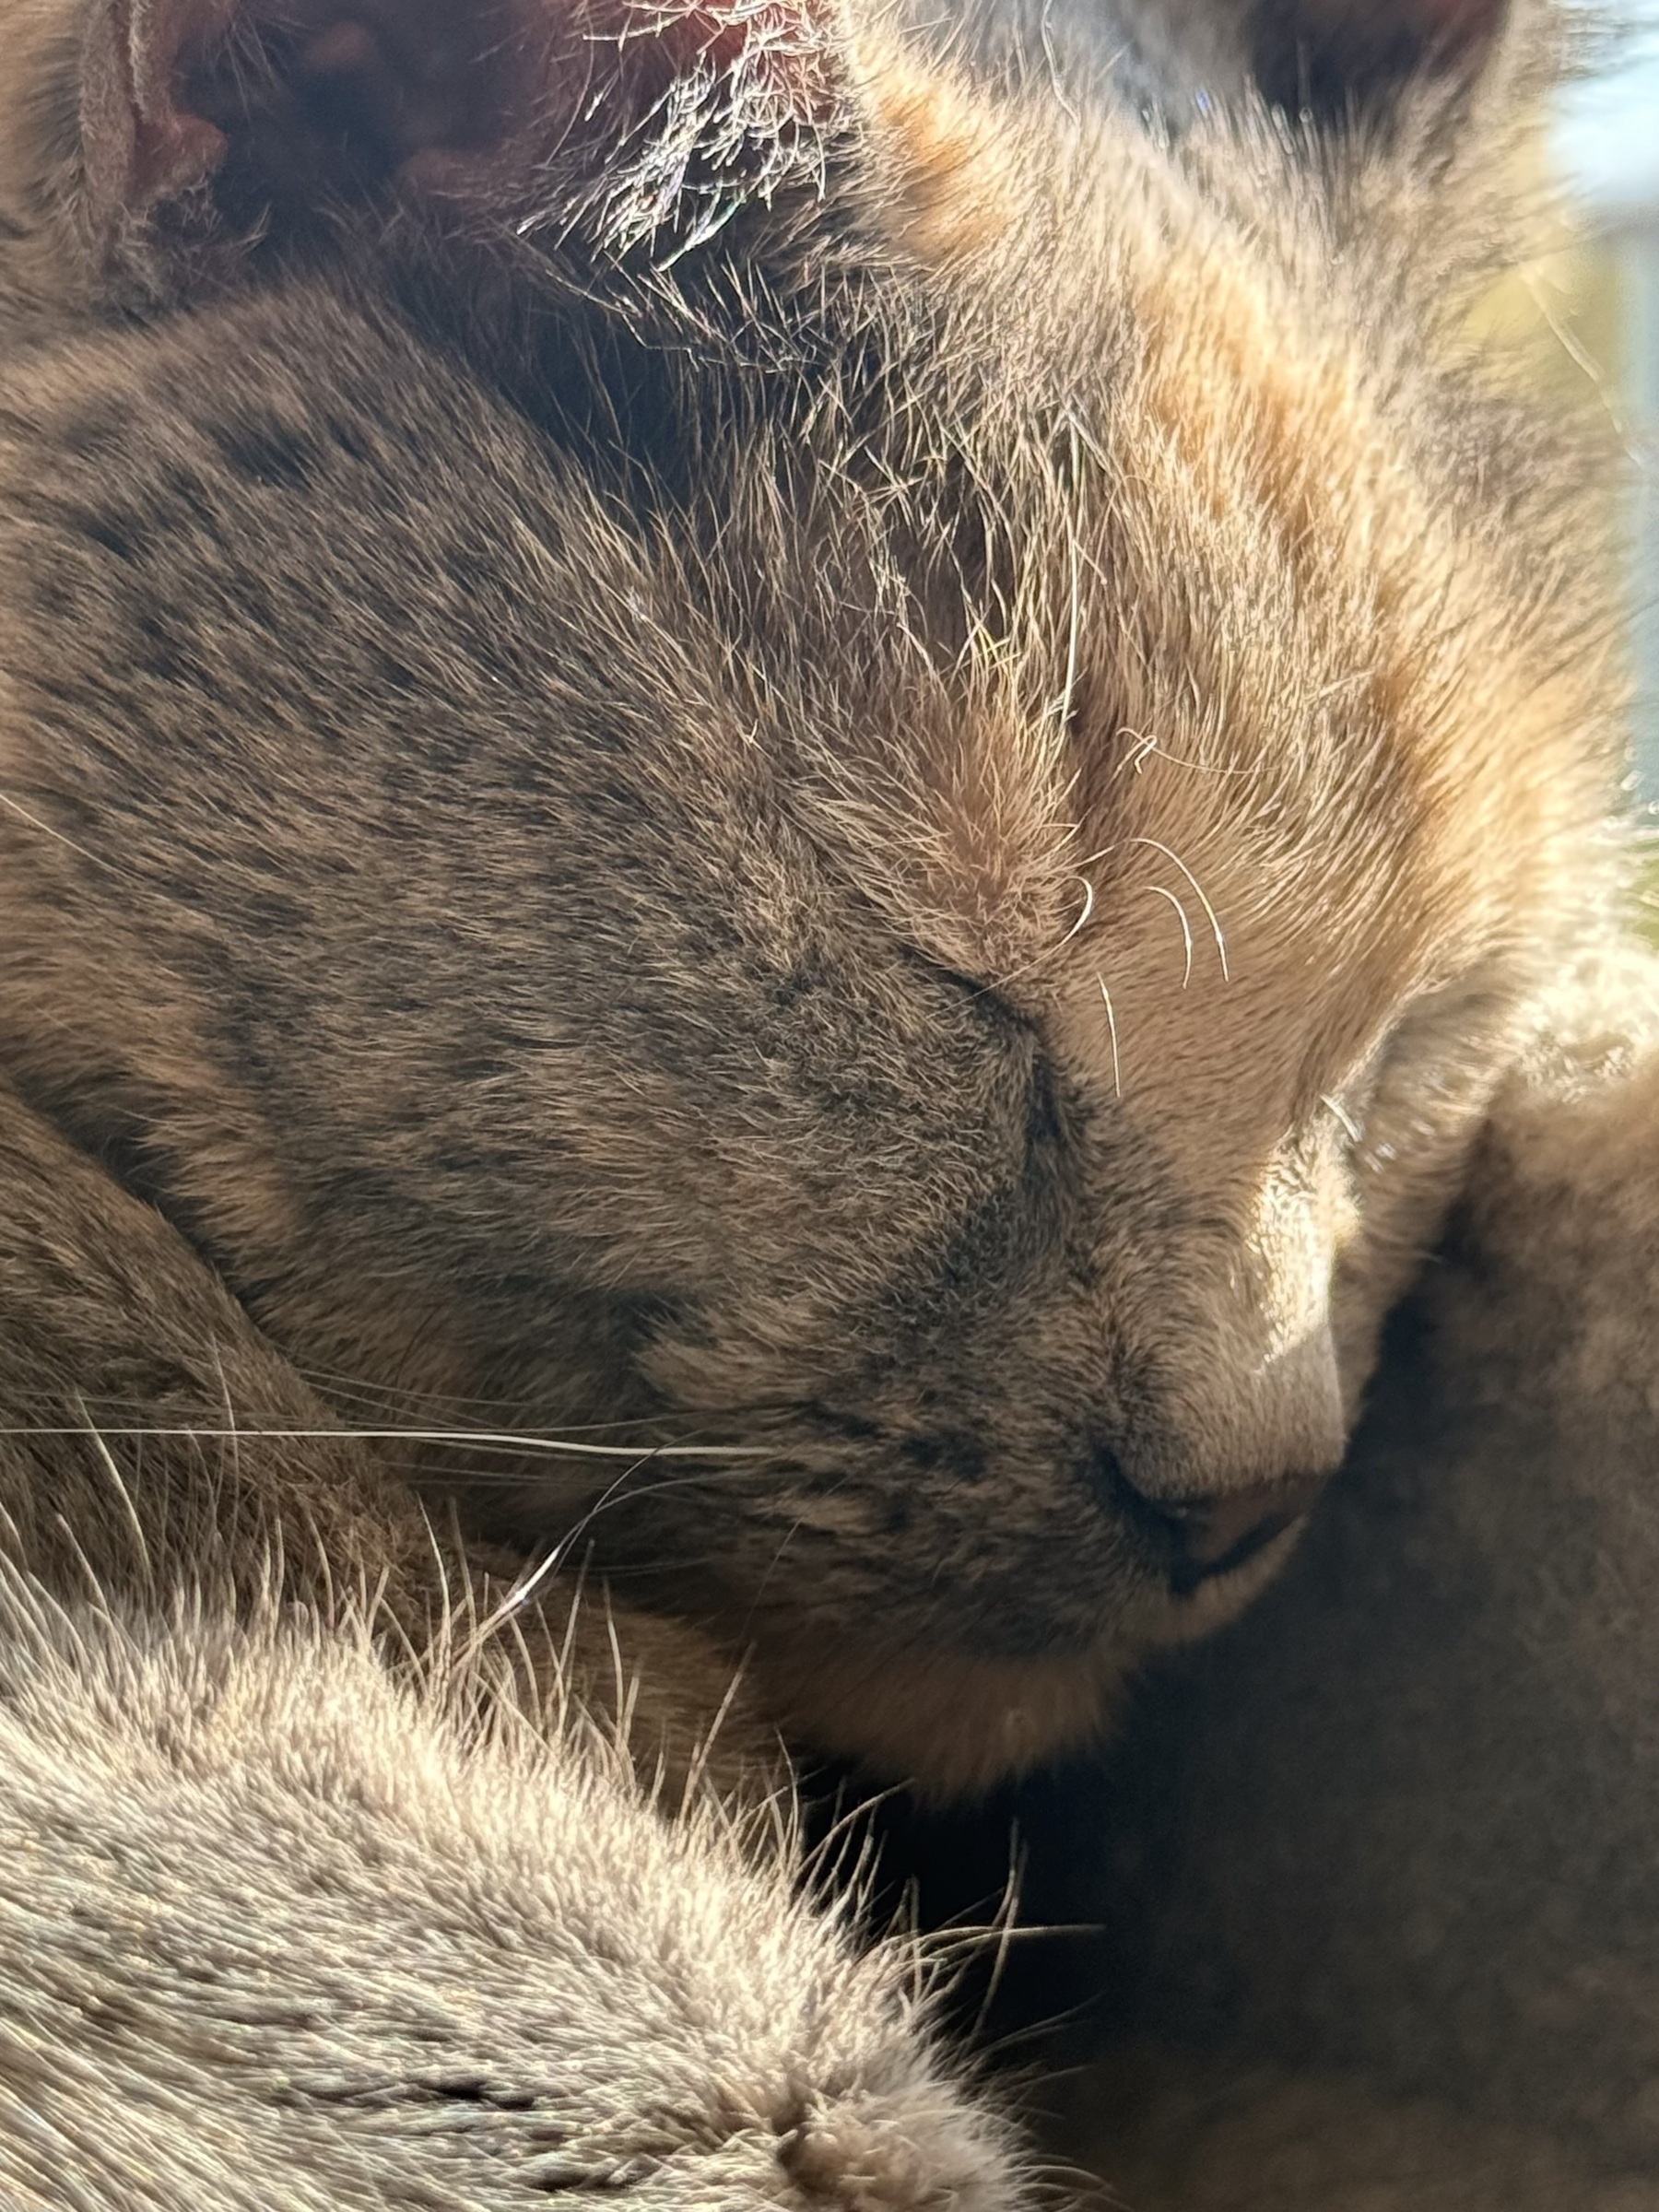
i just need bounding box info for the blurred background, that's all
[1548,0,1659,793]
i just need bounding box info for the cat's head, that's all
[0,0,1622,1791]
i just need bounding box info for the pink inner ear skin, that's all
[80,0,233,220]
[79,0,557,233]
[128,104,229,204]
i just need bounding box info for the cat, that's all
[0,0,1634,2200]
[0,0,1622,1787]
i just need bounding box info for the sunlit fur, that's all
[0,1562,1032,2211]
[0,0,1625,1797]
[0,0,1643,2202]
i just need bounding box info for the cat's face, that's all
[0,0,1619,1789]
[533,190,1610,1788]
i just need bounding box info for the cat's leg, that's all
[0,1079,1033,2206]
[0,1070,780,1797]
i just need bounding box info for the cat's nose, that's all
[1100,1456,1328,1594]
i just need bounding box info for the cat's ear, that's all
[75,0,845,282]
[1243,0,1517,122]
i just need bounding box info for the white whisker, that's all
[1320,1093,1363,1145]
[1147,884,1194,989]
[1058,874,1096,947]
[70,1397,153,1594]
[454,1447,714,1664]
[1123,732,1159,777]
[0,1425,776,1461]
[1118,733,1255,779]
[1095,972,1122,1098]
[0,789,110,872]
[1049,495,1084,735]
[1128,834,1230,982]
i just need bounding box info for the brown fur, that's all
[0,0,1641,2201]
[0,1065,784,1795]
[0,0,1623,1794]
[1075,938,1659,2206]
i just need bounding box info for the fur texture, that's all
[0,0,1646,2203]
[0,0,1624,1794]
[0,1581,1028,2210]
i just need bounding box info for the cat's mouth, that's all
[1137,1507,1312,1645]
[552,1404,1330,1789]
[1170,1510,1298,1594]
[728,1491,1318,1796]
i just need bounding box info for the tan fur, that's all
[0,1579,1029,2210]
[0,0,1642,2201]
[0,0,1621,1780]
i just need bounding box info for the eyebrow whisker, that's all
[1128,834,1230,982]
[1095,971,1123,1097]
[1146,883,1194,989]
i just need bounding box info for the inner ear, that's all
[226,9,511,170]
[1247,0,1511,117]
[82,0,555,235]
[194,0,549,219]
[82,0,843,265]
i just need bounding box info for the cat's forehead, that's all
[816,220,1604,1149]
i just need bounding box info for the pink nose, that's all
[1124,1471,1328,1594]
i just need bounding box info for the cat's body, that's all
[0,0,1646,2201]
[1070,940,1659,2210]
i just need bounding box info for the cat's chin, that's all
[745,1630,1134,1799]
[741,1531,1300,1799]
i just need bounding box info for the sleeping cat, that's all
[0,0,1619,1782]
[0,0,1632,2201]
